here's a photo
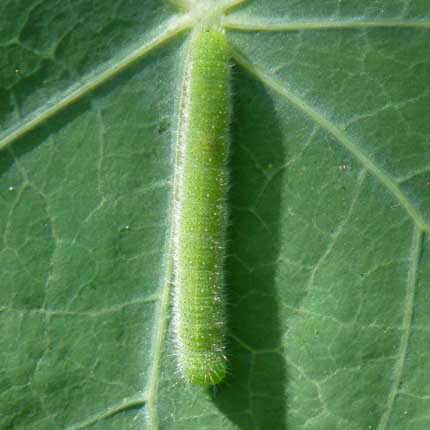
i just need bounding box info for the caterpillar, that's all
[173,28,230,386]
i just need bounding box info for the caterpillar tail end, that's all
[181,353,227,386]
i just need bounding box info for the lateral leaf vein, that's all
[377,227,423,430]
[231,48,430,232]
[0,15,193,151]
[223,18,430,32]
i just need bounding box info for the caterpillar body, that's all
[173,29,230,386]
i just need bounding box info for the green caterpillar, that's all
[173,29,230,386]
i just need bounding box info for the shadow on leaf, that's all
[210,62,287,429]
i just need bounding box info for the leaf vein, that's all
[223,18,430,32]
[377,227,423,430]
[231,48,430,232]
[0,15,192,151]
[145,245,174,429]
[65,396,147,430]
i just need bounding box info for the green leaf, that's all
[1,1,430,429]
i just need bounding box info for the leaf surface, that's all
[1,1,430,429]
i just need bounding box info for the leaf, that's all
[1,1,430,429]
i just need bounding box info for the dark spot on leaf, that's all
[158,118,170,135]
